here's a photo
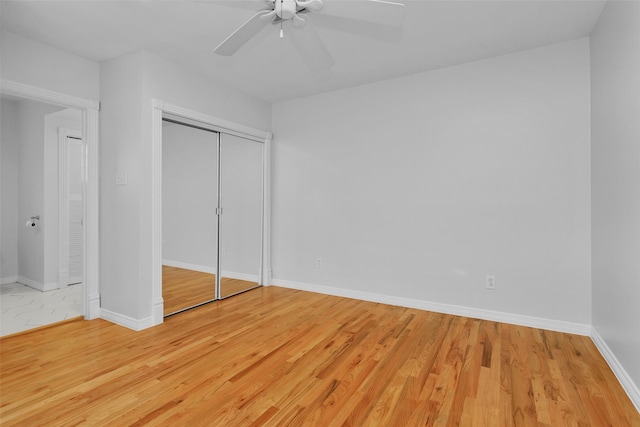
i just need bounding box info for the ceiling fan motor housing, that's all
[276,0,298,20]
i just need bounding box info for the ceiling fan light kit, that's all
[260,0,322,23]
[213,0,405,71]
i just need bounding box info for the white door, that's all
[58,128,84,287]
[66,136,83,285]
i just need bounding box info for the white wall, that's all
[100,51,271,321]
[272,38,592,325]
[590,0,640,402]
[0,31,100,100]
[99,51,145,319]
[17,100,65,287]
[141,52,271,132]
[0,99,19,283]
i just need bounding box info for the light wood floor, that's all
[1,286,638,426]
[162,265,259,315]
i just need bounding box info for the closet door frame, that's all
[151,99,272,326]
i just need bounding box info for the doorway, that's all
[0,79,101,331]
[0,99,83,335]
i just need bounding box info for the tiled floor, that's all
[0,282,82,337]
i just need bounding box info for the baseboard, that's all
[16,276,43,291]
[15,276,59,292]
[162,259,259,283]
[263,269,273,286]
[270,278,592,336]
[43,281,59,292]
[591,327,640,412]
[100,308,155,332]
[152,298,164,326]
[221,270,260,283]
[162,259,216,275]
[86,292,101,320]
[0,276,18,285]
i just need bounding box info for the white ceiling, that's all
[0,0,606,103]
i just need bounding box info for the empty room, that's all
[0,0,638,425]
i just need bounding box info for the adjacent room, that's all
[0,97,84,335]
[0,0,638,424]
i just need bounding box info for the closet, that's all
[161,117,264,316]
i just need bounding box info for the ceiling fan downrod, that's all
[280,0,284,38]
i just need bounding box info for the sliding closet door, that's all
[219,133,263,298]
[162,120,218,315]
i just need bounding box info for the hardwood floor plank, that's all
[162,266,216,315]
[162,266,260,315]
[499,326,516,427]
[508,325,541,426]
[1,286,638,426]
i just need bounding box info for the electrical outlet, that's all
[486,275,496,290]
[316,258,323,267]
[115,170,128,186]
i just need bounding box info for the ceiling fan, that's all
[214,0,405,70]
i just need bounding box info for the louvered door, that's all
[67,137,83,284]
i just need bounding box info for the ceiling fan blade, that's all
[292,14,307,28]
[310,13,403,43]
[260,10,278,22]
[288,16,334,71]
[296,0,324,12]
[214,10,271,56]
[320,0,405,27]
[211,0,272,12]
[289,17,335,71]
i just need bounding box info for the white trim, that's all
[262,135,272,286]
[1,276,18,285]
[271,278,592,336]
[162,105,270,143]
[162,259,217,275]
[1,78,101,321]
[591,327,640,412]
[100,309,155,332]
[57,126,70,287]
[43,281,59,291]
[84,108,100,320]
[16,276,58,292]
[221,271,260,283]
[162,260,259,283]
[88,293,100,319]
[16,277,42,291]
[0,80,99,111]
[151,99,164,325]
[151,99,272,325]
